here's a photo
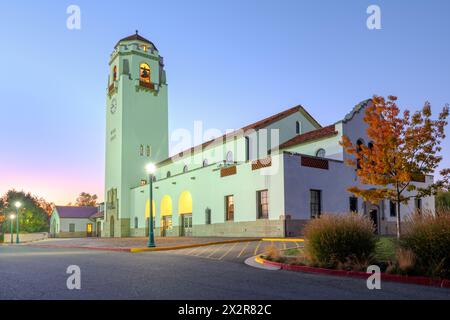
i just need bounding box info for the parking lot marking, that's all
[207,244,226,258]
[237,241,250,258]
[253,241,262,255]
[218,243,237,260]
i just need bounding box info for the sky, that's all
[0,0,449,205]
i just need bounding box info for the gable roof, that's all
[276,124,338,150]
[55,206,98,219]
[157,105,321,166]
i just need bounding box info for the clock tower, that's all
[104,32,169,237]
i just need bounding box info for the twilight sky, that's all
[0,0,449,204]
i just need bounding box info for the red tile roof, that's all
[277,125,338,150]
[157,105,321,165]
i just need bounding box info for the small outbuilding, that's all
[50,206,101,238]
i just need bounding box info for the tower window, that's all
[166,171,171,178]
[183,165,188,173]
[140,145,144,156]
[140,63,151,83]
[113,66,117,81]
[146,145,151,157]
[296,121,301,135]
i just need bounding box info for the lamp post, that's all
[145,163,157,248]
[15,201,21,244]
[9,214,16,244]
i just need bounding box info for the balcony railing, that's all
[139,81,155,90]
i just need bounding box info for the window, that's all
[296,121,301,135]
[225,195,234,221]
[356,139,364,169]
[349,197,358,212]
[226,151,234,164]
[316,148,326,158]
[205,208,211,225]
[140,63,151,83]
[113,65,117,81]
[140,144,144,156]
[245,136,250,162]
[415,198,422,211]
[390,201,397,217]
[202,159,208,167]
[183,165,188,173]
[166,171,171,178]
[134,217,138,229]
[257,190,269,219]
[146,145,151,157]
[310,190,322,218]
[69,223,75,232]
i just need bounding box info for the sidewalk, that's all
[26,236,261,252]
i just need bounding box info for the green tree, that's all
[0,190,50,233]
[436,190,450,212]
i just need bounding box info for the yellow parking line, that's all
[207,244,226,258]
[262,238,304,242]
[186,247,200,255]
[253,241,262,255]
[218,243,237,260]
[193,246,211,256]
[237,241,250,258]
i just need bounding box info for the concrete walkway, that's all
[26,236,261,252]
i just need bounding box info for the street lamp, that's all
[15,201,21,244]
[145,163,157,248]
[9,214,16,244]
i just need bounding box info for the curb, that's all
[261,238,304,242]
[130,238,261,253]
[257,256,450,289]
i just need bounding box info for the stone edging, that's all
[257,256,450,289]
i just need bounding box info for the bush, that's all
[304,213,377,269]
[264,244,282,262]
[400,211,450,279]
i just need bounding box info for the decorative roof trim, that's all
[342,99,372,123]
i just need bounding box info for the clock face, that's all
[110,98,117,114]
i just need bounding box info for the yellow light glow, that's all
[145,199,156,218]
[160,195,173,217]
[178,191,193,215]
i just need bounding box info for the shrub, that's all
[304,213,377,269]
[264,244,281,262]
[400,211,450,279]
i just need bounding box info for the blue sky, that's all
[0,0,449,203]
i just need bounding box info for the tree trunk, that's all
[396,199,402,239]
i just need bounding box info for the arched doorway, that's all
[145,200,156,237]
[178,191,193,237]
[110,215,115,237]
[160,195,173,237]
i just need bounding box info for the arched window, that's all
[226,151,234,164]
[316,148,326,158]
[183,165,188,173]
[140,63,151,83]
[166,171,171,178]
[296,121,301,135]
[356,139,365,169]
[139,144,144,156]
[134,217,138,229]
[113,66,117,81]
[203,159,209,167]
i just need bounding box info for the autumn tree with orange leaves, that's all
[341,96,449,238]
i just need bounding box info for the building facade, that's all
[102,33,434,238]
[50,206,103,238]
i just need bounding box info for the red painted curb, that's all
[27,244,131,252]
[261,258,450,289]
